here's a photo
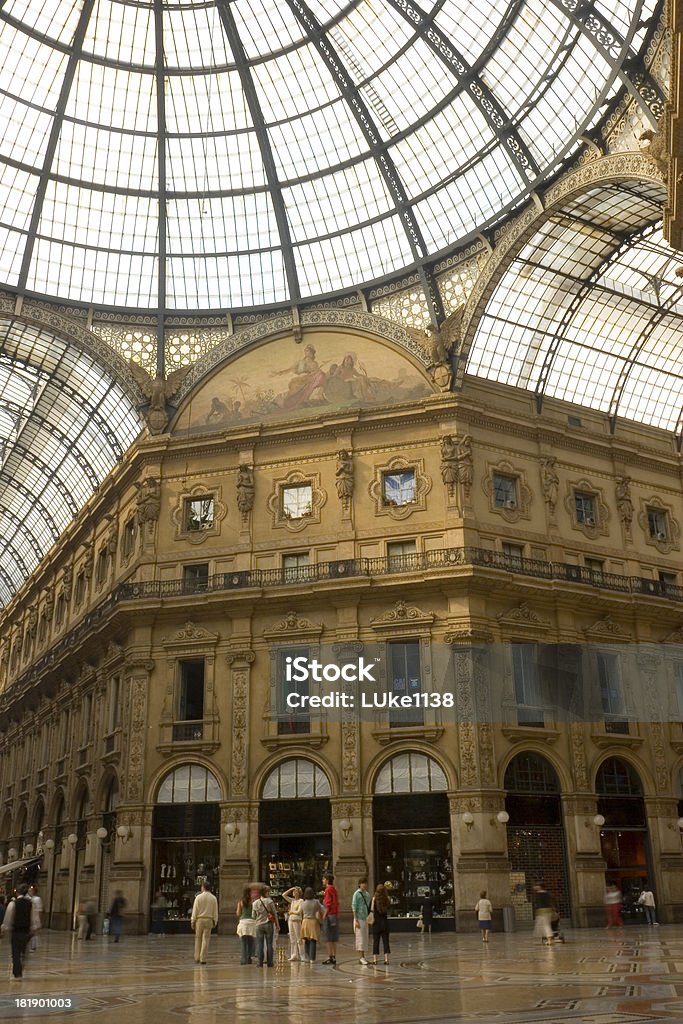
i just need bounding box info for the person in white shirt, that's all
[637,884,658,926]
[475,890,493,943]
[28,885,43,951]
[190,882,218,964]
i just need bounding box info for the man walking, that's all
[190,882,218,964]
[351,877,371,965]
[1,884,40,980]
[321,872,339,965]
[28,885,42,951]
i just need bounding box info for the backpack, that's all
[12,896,32,932]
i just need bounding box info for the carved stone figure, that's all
[129,363,192,434]
[106,523,118,556]
[428,306,462,392]
[615,475,634,526]
[62,564,73,599]
[456,435,473,498]
[639,127,668,180]
[440,435,459,493]
[28,607,38,638]
[335,450,354,502]
[236,464,255,518]
[135,477,161,526]
[540,457,559,514]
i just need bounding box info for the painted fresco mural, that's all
[175,332,432,430]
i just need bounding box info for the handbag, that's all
[366,896,375,927]
[256,898,277,926]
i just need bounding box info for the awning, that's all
[0,856,42,877]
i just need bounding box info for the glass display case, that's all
[259,836,331,926]
[375,831,453,928]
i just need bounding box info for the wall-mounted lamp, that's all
[490,810,509,826]
[116,824,132,844]
[669,817,683,831]
[224,822,239,842]
[44,839,55,853]
[679,817,683,830]
[96,827,108,841]
[23,843,34,856]
[7,848,17,861]
[462,811,474,831]
[67,833,78,847]
[593,814,605,828]
[339,818,352,840]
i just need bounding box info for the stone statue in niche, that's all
[335,450,354,504]
[540,457,559,516]
[615,476,634,527]
[236,464,255,519]
[129,363,192,434]
[135,477,161,526]
[456,435,473,499]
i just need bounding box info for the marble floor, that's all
[1,925,682,1023]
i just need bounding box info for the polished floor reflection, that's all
[1,925,683,1022]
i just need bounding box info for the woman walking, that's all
[475,890,492,943]
[235,887,256,964]
[300,887,324,964]
[370,883,391,965]
[282,886,305,961]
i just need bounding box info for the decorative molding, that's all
[263,611,324,640]
[564,479,610,540]
[369,455,431,520]
[482,459,532,523]
[583,615,632,640]
[171,483,227,545]
[371,601,435,632]
[266,469,326,533]
[637,495,681,555]
[162,622,219,647]
[497,602,551,629]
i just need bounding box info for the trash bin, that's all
[502,906,515,932]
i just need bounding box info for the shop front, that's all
[259,758,332,924]
[151,764,221,933]
[372,752,454,931]
[597,757,652,920]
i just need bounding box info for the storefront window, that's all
[152,839,220,928]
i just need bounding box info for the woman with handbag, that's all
[251,885,279,968]
[370,883,391,966]
[235,887,256,965]
[351,877,372,965]
[300,887,325,964]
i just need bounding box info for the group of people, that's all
[604,882,658,927]
[0,883,42,980]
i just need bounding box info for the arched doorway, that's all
[596,757,651,918]
[372,752,453,930]
[152,764,221,933]
[98,776,119,922]
[504,751,570,927]
[259,759,332,917]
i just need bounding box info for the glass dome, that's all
[0,0,660,313]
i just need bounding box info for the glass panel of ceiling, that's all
[0,318,140,603]
[0,0,656,311]
[467,183,683,432]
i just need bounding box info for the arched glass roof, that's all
[467,181,683,433]
[0,317,140,604]
[0,0,661,313]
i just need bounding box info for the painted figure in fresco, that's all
[206,397,229,424]
[275,345,328,410]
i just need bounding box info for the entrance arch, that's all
[596,757,651,917]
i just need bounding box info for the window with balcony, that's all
[382,470,416,507]
[647,507,668,541]
[597,652,628,734]
[185,496,215,532]
[658,570,677,594]
[493,474,518,509]
[585,558,604,573]
[387,540,417,569]
[179,660,205,722]
[107,675,121,737]
[281,484,312,519]
[502,542,524,567]
[575,492,596,526]
[276,645,310,734]
[283,552,310,582]
[389,641,423,727]
[512,644,544,727]
[183,563,209,593]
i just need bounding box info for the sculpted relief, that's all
[174,332,432,432]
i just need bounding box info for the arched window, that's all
[596,757,642,796]
[156,764,221,804]
[374,752,448,794]
[504,752,560,794]
[262,759,331,800]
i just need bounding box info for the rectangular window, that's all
[493,474,517,508]
[178,660,205,721]
[96,547,108,585]
[659,570,677,594]
[283,552,310,582]
[575,492,596,525]
[387,540,417,568]
[185,496,215,532]
[647,508,668,540]
[382,470,416,507]
[282,485,312,519]
[55,595,65,626]
[585,558,604,573]
[183,563,209,593]
[502,542,524,567]
[81,693,93,747]
[597,652,629,734]
[389,641,423,727]
[74,571,85,606]
[108,675,121,735]
[512,644,544,727]
[277,645,310,734]
[674,663,683,721]
[122,519,136,557]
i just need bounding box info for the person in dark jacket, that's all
[1,884,40,979]
[108,891,127,943]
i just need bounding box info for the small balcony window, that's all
[387,540,417,569]
[183,563,209,593]
[283,552,310,581]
